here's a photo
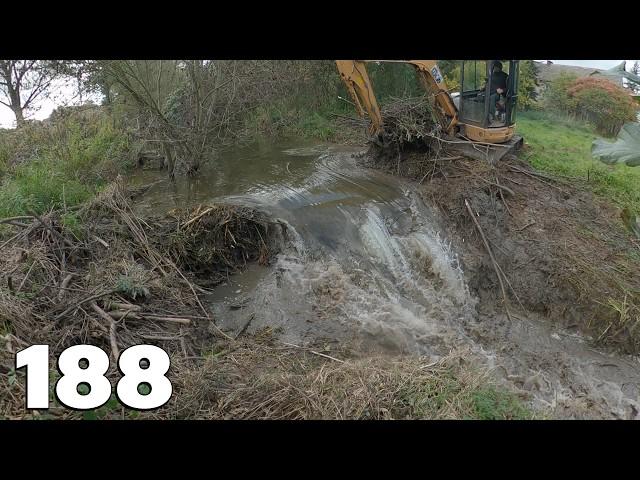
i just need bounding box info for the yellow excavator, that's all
[335,60,524,162]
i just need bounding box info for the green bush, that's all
[0,160,94,217]
[542,74,639,136]
[518,60,539,110]
[471,387,532,420]
[567,77,639,136]
[542,72,578,112]
[366,62,423,103]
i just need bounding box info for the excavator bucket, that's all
[448,135,524,164]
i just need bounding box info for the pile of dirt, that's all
[0,177,287,418]
[360,146,640,353]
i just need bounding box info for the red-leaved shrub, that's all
[566,77,639,136]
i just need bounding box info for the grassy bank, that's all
[517,110,640,213]
[0,108,132,218]
[158,339,534,420]
[516,110,640,351]
[242,99,363,145]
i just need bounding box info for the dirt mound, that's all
[360,147,640,353]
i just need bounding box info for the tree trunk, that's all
[162,142,175,179]
[7,83,25,127]
[12,105,25,127]
[101,81,111,105]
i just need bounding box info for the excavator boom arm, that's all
[335,60,384,136]
[335,60,459,137]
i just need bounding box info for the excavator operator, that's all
[488,61,509,122]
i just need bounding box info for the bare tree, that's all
[98,60,342,177]
[0,60,61,127]
[99,60,185,177]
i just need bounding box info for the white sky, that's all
[0,60,637,129]
[541,60,636,70]
[0,76,102,129]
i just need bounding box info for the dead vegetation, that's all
[1,328,531,420]
[155,334,532,420]
[376,96,441,147]
[338,96,442,152]
[0,176,287,417]
[154,204,275,286]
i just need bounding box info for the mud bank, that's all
[361,144,640,418]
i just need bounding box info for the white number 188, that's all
[15,344,172,410]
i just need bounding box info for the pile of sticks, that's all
[378,96,441,146]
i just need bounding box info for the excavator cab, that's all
[455,60,520,144]
[336,59,523,162]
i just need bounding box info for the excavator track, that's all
[448,134,524,164]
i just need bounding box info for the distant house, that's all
[534,61,626,96]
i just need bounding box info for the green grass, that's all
[517,110,640,212]
[471,386,532,420]
[0,110,131,218]
[0,160,96,218]
[398,369,534,420]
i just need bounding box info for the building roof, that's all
[535,61,624,87]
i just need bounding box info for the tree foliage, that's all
[0,60,63,127]
[543,74,639,136]
[567,77,639,136]
[517,60,539,110]
[96,60,347,177]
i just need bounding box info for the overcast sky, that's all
[544,60,637,69]
[0,60,637,129]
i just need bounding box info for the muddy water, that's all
[133,141,640,419]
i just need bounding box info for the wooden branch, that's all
[0,216,34,225]
[282,342,345,363]
[56,274,74,301]
[92,235,110,248]
[105,310,191,325]
[90,301,120,361]
[54,290,116,321]
[29,211,74,248]
[16,261,37,293]
[465,198,513,321]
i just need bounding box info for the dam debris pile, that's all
[155,204,277,285]
[338,96,442,149]
[377,96,441,147]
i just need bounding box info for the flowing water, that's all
[132,140,640,419]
